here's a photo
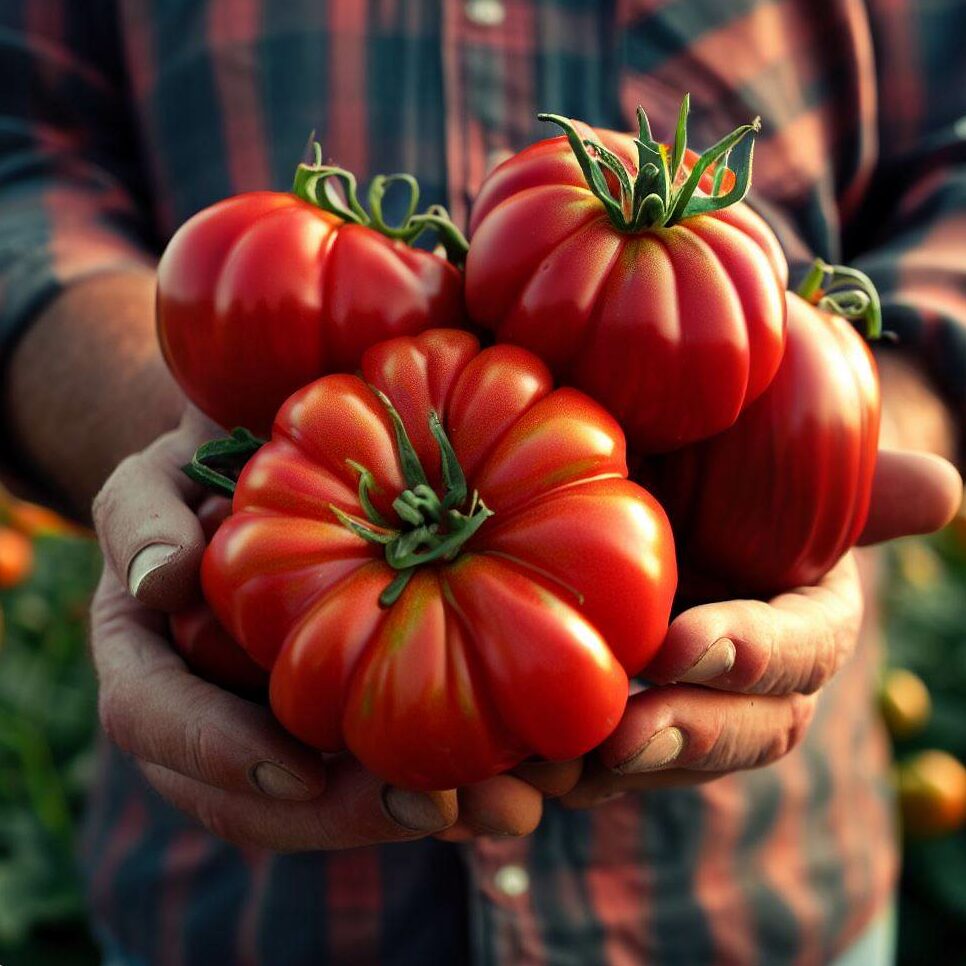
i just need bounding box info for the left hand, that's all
[558,447,962,808]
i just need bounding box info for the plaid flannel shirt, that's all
[2,1,964,963]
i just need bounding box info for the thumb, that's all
[859,449,962,545]
[92,407,221,611]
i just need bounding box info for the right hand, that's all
[92,408,568,851]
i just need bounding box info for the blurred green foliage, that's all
[883,527,966,964]
[0,533,101,964]
[0,522,963,965]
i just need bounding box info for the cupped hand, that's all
[91,409,555,849]
[559,448,962,809]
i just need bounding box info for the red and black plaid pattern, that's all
[2,1,963,962]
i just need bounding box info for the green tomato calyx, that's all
[330,389,493,607]
[292,141,470,266]
[182,427,265,497]
[796,258,883,340]
[538,94,760,232]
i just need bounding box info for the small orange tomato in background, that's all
[880,668,933,740]
[898,750,966,838]
[0,484,90,539]
[0,528,33,589]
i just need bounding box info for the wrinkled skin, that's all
[202,330,677,791]
[157,192,464,436]
[648,291,880,600]
[465,123,789,453]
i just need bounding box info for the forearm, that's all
[3,271,184,517]
[877,351,957,462]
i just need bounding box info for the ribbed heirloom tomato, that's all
[157,146,468,436]
[645,263,881,604]
[201,329,677,791]
[466,96,789,453]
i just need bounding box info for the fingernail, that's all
[616,726,685,774]
[251,761,311,800]
[382,787,450,833]
[128,543,180,597]
[678,638,736,683]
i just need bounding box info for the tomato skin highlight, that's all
[465,123,788,454]
[647,291,880,601]
[157,192,464,437]
[202,329,677,790]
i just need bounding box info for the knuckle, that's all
[738,603,780,692]
[801,633,840,694]
[178,693,234,786]
[192,793,238,845]
[180,715,214,784]
[91,454,139,536]
[97,686,132,752]
[758,696,814,765]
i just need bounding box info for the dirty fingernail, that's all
[616,726,685,774]
[251,761,311,801]
[383,787,450,833]
[128,543,180,597]
[678,638,736,683]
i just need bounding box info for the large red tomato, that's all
[646,264,881,601]
[466,97,789,454]
[157,148,468,436]
[201,329,677,790]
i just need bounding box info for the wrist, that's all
[3,270,184,518]
[875,350,956,461]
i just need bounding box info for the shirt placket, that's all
[464,833,547,966]
[440,0,538,228]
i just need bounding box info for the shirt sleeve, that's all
[850,159,966,424]
[0,0,156,364]
[847,0,966,426]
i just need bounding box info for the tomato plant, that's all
[199,329,676,790]
[465,96,789,454]
[645,262,881,601]
[157,146,468,436]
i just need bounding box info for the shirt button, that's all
[465,0,506,27]
[494,864,530,897]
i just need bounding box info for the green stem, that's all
[292,140,469,265]
[539,94,761,232]
[796,258,883,340]
[182,428,265,497]
[331,389,493,607]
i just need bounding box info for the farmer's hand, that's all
[91,408,553,850]
[559,448,962,808]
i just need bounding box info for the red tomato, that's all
[646,285,880,601]
[169,607,268,696]
[0,528,33,588]
[202,329,677,790]
[466,100,788,454]
[169,499,267,695]
[157,150,467,436]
